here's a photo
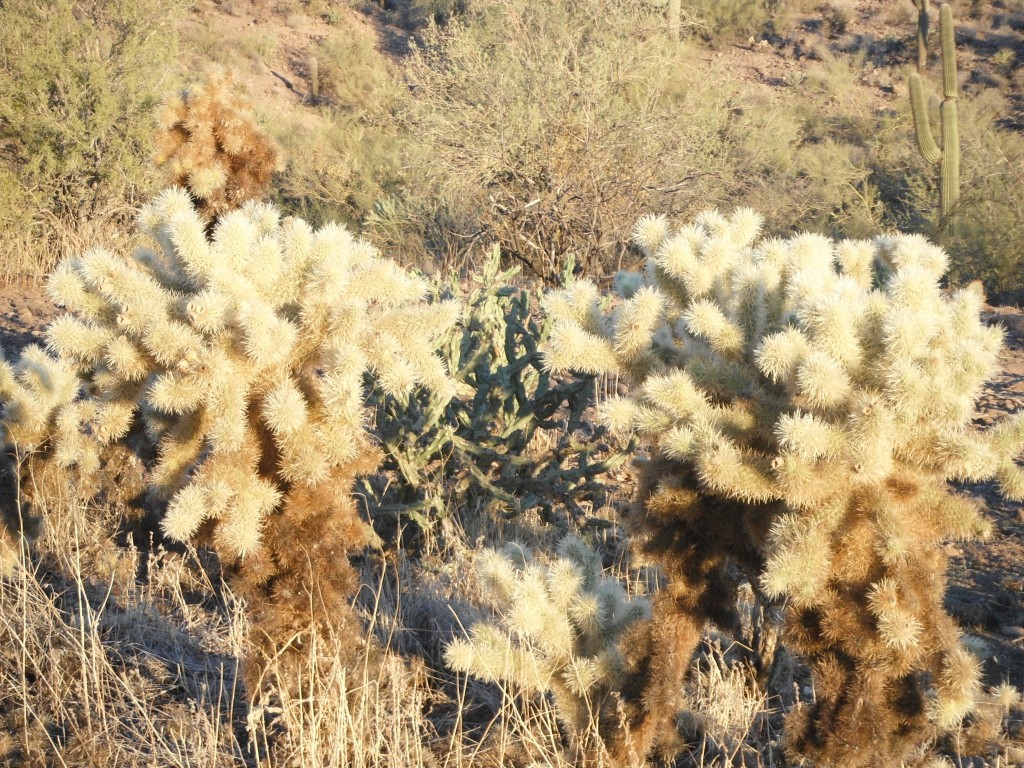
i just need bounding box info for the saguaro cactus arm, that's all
[908,2,960,219]
[912,0,929,73]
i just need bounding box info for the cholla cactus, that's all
[4,187,458,686]
[369,249,629,529]
[544,208,1024,766]
[445,535,649,749]
[156,70,283,222]
[0,345,106,574]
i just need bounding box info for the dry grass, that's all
[0,461,785,768]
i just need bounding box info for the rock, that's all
[998,624,1024,639]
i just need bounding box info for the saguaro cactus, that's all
[544,209,1024,766]
[308,55,319,103]
[912,0,929,73]
[909,2,959,221]
[667,0,681,41]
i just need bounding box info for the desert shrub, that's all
[389,0,468,32]
[544,209,1024,765]
[397,0,713,280]
[0,0,179,278]
[366,250,631,538]
[268,26,405,230]
[821,0,855,37]
[0,188,458,696]
[679,0,791,43]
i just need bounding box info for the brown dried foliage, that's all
[612,456,777,764]
[155,70,282,223]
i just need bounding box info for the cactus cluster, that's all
[909,2,960,220]
[445,535,649,749]
[368,249,629,531]
[156,70,283,222]
[1,187,458,687]
[543,208,1024,765]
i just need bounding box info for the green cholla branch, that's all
[544,208,1024,766]
[908,2,960,220]
[445,535,649,746]
[368,248,630,530]
[1,187,458,689]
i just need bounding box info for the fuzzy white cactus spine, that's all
[0,187,459,692]
[445,535,650,741]
[37,187,460,559]
[543,208,1024,766]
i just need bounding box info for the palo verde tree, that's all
[544,208,1024,766]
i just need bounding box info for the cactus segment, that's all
[907,2,959,220]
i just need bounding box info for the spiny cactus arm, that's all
[866,577,924,652]
[3,346,82,444]
[696,439,779,504]
[213,476,281,558]
[445,625,558,694]
[683,299,746,359]
[939,2,956,100]
[44,316,114,369]
[613,286,664,363]
[761,511,834,606]
[931,646,982,727]
[47,260,114,323]
[509,563,575,655]
[908,76,940,165]
[141,188,215,286]
[774,411,846,461]
[940,98,960,216]
[543,322,620,375]
[149,413,205,494]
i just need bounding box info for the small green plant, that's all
[367,249,631,533]
[445,535,649,755]
[908,2,960,221]
[544,209,1024,766]
[993,47,1016,77]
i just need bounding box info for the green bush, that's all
[366,249,631,537]
[0,0,179,278]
